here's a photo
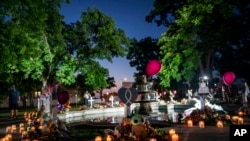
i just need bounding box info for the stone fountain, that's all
[134,75,158,115]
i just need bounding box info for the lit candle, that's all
[21,131,28,139]
[216,120,223,128]
[36,118,41,123]
[19,127,25,133]
[169,128,176,137]
[19,123,24,128]
[95,136,102,141]
[199,121,205,128]
[30,126,36,132]
[6,126,11,133]
[38,125,44,130]
[238,111,244,117]
[232,116,239,124]
[238,117,244,125]
[171,133,179,141]
[5,134,12,141]
[11,125,17,133]
[106,135,112,141]
[149,138,157,141]
[187,119,193,127]
[3,136,10,141]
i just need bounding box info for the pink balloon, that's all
[146,59,161,76]
[223,71,236,85]
[58,91,70,104]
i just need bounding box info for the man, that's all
[7,85,21,119]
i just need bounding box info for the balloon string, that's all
[125,89,133,105]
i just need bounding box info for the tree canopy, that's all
[0,0,130,92]
[146,0,250,87]
[127,37,160,77]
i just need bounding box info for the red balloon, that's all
[223,71,236,85]
[146,59,161,76]
[58,91,70,104]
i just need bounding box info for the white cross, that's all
[109,96,114,107]
[88,97,95,109]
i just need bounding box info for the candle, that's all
[11,125,17,133]
[38,125,44,130]
[187,119,193,127]
[22,131,28,139]
[19,123,24,128]
[169,128,176,137]
[238,111,244,117]
[149,138,157,141]
[216,120,223,128]
[19,127,25,133]
[95,136,102,141]
[30,126,36,132]
[3,136,11,141]
[171,133,179,141]
[36,118,41,123]
[199,121,205,128]
[238,117,244,125]
[5,134,12,141]
[6,126,11,133]
[106,135,112,141]
[232,116,239,124]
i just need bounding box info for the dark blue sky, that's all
[60,0,166,87]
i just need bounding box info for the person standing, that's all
[242,80,249,107]
[84,91,90,106]
[39,89,51,114]
[7,85,21,119]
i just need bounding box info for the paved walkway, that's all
[163,117,250,141]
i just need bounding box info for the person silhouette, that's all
[242,80,249,107]
[7,85,21,119]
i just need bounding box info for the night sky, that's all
[60,0,166,87]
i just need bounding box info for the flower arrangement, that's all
[182,105,231,126]
[182,98,232,126]
[58,101,71,113]
[103,115,168,141]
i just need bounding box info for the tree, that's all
[0,1,130,94]
[146,0,250,87]
[127,37,160,77]
[63,7,130,89]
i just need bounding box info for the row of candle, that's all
[231,116,244,124]
[187,120,224,128]
[94,135,162,141]
[3,111,44,141]
[186,116,244,128]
